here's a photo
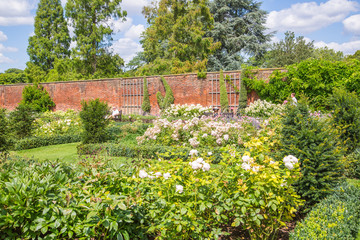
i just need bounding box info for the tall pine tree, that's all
[27,0,70,71]
[65,0,126,75]
[207,0,271,71]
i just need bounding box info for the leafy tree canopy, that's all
[139,0,220,75]
[206,0,271,71]
[28,0,70,71]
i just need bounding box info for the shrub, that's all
[161,104,212,119]
[20,83,55,112]
[156,77,174,110]
[80,99,110,144]
[0,108,12,159]
[237,75,247,113]
[280,100,344,205]
[243,99,285,118]
[219,70,229,112]
[141,77,151,113]
[343,148,360,179]
[14,133,81,150]
[329,88,360,152]
[9,104,36,139]
[291,181,360,240]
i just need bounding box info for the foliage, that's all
[140,0,220,74]
[0,157,144,239]
[263,31,314,68]
[0,108,12,158]
[243,99,285,118]
[206,0,271,71]
[80,99,111,144]
[279,101,344,205]
[65,0,126,75]
[161,104,212,119]
[312,46,344,62]
[9,104,36,139]
[20,84,56,112]
[0,69,26,84]
[237,75,248,112]
[14,133,81,151]
[156,77,174,110]
[27,0,70,71]
[141,78,151,113]
[329,88,360,152]
[24,62,48,83]
[33,110,81,137]
[291,182,360,240]
[219,70,229,112]
[343,148,360,179]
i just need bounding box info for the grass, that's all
[13,142,131,165]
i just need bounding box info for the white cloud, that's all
[343,14,360,35]
[121,0,151,15]
[266,0,359,34]
[314,39,360,55]
[111,37,142,63]
[0,44,18,52]
[0,0,35,26]
[0,53,13,64]
[0,31,7,41]
[125,24,145,40]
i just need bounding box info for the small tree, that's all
[237,74,248,113]
[80,99,110,144]
[142,78,151,113]
[9,104,35,139]
[280,100,344,205]
[0,108,12,159]
[20,83,55,112]
[156,77,175,110]
[219,70,229,112]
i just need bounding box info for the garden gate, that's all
[121,78,144,115]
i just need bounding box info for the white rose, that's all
[139,170,148,178]
[163,173,171,179]
[176,185,184,193]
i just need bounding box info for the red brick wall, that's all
[0,69,284,114]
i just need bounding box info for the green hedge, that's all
[14,133,81,150]
[290,181,360,240]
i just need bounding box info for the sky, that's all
[0,0,359,73]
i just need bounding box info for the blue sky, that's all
[0,0,359,73]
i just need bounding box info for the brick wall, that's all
[0,68,284,114]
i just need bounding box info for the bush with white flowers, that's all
[161,104,212,119]
[244,99,284,118]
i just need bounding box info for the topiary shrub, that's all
[80,99,110,144]
[156,76,174,110]
[0,108,12,159]
[237,74,247,114]
[20,83,55,112]
[219,70,229,112]
[329,88,360,152]
[280,100,344,205]
[9,104,36,139]
[141,77,151,113]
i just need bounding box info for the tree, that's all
[27,0,70,71]
[20,84,56,112]
[219,70,229,112]
[206,0,271,71]
[263,31,314,67]
[65,0,126,75]
[237,75,248,112]
[9,104,36,139]
[0,69,26,84]
[140,0,220,74]
[157,77,174,110]
[313,47,343,62]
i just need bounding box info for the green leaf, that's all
[110,221,118,231]
[241,206,246,215]
[176,224,182,232]
[123,230,130,240]
[180,208,187,215]
[200,203,206,211]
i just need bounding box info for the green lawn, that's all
[13,142,130,165]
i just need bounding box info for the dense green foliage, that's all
[219,70,229,112]
[0,69,26,84]
[262,31,314,67]
[243,58,360,109]
[140,0,220,75]
[329,88,360,152]
[156,77,174,110]
[291,182,360,240]
[65,0,126,76]
[27,0,70,71]
[20,84,56,112]
[141,78,151,113]
[0,109,12,158]
[207,0,271,71]
[9,104,36,139]
[80,99,110,144]
[280,101,344,205]
[344,148,360,179]
[238,76,248,112]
